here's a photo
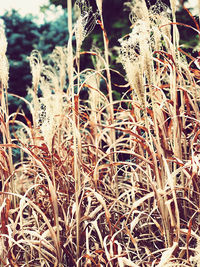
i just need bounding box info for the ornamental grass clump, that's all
[1,0,200,266]
[119,0,172,107]
[29,48,67,152]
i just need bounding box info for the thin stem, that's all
[98,15,118,197]
[67,0,81,263]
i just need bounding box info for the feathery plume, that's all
[0,26,9,89]
[75,0,99,52]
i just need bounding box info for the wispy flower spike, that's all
[29,50,43,91]
[0,26,9,89]
[75,0,99,51]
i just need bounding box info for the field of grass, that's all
[1,0,200,266]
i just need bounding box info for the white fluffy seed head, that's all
[128,0,150,24]
[119,0,173,100]
[75,15,86,52]
[0,26,9,88]
[29,50,43,89]
[0,27,7,56]
[75,0,99,52]
[0,55,9,89]
[36,93,63,152]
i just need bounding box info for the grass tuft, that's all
[1,0,200,266]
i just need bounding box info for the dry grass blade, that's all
[157,242,178,266]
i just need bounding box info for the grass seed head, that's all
[0,26,9,88]
[0,55,9,89]
[128,0,149,24]
[29,50,43,89]
[0,26,7,56]
[75,0,99,52]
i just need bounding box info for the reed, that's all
[1,0,200,266]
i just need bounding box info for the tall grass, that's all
[1,0,200,266]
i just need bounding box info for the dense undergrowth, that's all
[1,0,200,266]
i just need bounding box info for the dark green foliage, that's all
[176,7,200,58]
[33,11,68,59]
[2,10,38,98]
[0,9,68,117]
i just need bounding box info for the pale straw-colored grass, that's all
[1,0,200,266]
